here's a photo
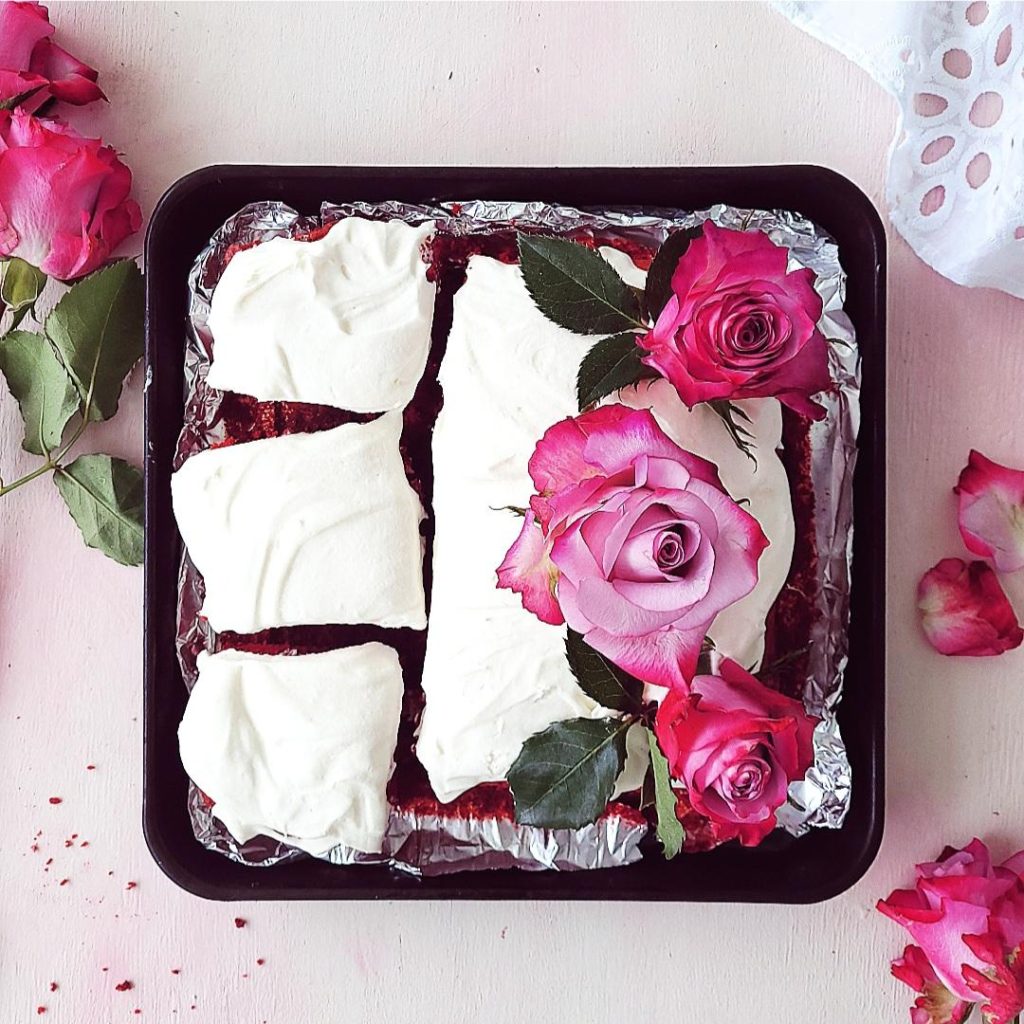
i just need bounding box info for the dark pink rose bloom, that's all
[0,109,141,280]
[956,450,1024,573]
[879,839,1024,1024]
[0,1,104,112]
[497,405,768,688]
[652,658,817,847]
[641,221,833,419]
[917,558,1022,657]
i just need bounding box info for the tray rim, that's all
[143,163,886,902]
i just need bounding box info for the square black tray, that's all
[144,165,885,902]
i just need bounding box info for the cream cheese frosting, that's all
[178,645,403,855]
[416,256,608,804]
[171,412,426,634]
[417,251,796,804]
[206,217,436,413]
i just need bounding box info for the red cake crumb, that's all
[233,917,246,929]
[86,764,96,771]
[30,843,39,853]
[48,797,62,805]
[36,1007,46,1015]
[126,881,137,891]
[49,983,57,992]
[255,959,265,967]
[58,878,69,886]
[114,980,133,992]
[170,969,180,975]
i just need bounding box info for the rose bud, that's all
[0,1,104,112]
[0,109,141,280]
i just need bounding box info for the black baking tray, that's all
[144,165,886,902]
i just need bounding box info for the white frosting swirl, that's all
[206,217,436,413]
[171,412,426,634]
[178,645,403,855]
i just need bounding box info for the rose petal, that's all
[956,450,1024,573]
[496,512,563,626]
[918,558,1023,657]
[581,620,706,690]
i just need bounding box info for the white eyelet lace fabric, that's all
[776,1,1024,297]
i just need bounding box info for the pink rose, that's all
[917,558,1022,657]
[652,658,818,847]
[641,221,833,419]
[879,839,1024,1024]
[0,109,140,280]
[956,450,1024,573]
[497,405,768,688]
[0,1,103,112]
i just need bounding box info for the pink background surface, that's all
[2,3,1023,1021]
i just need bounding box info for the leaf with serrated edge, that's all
[508,717,629,829]
[644,228,700,322]
[45,260,143,422]
[54,454,143,566]
[565,628,644,712]
[517,234,642,335]
[576,332,653,410]
[1,257,47,312]
[0,329,79,455]
[646,728,686,859]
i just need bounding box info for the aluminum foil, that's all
[176,196,858,873]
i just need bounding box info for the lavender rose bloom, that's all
[497,405,768,689]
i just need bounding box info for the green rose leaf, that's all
[0,329,79,456]
[644,227,701,321]
[517,233,643,335]
[54,454,144,566]
[576,331,654,410]
[2,257,47,315]
[565,628,644,713]
[646,728,686,859]
[45,259,143,422]
[508,717,629,829]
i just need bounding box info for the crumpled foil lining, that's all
[176,196,857,873]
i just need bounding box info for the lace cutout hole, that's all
[922,136,955,164]
[995,24,1013,65]
[943,48,973,78]
[915,93,949,116]
[970,91,1004,127]
[920,185,946,216]
[966,152,992,188]
[966,2,989,26]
